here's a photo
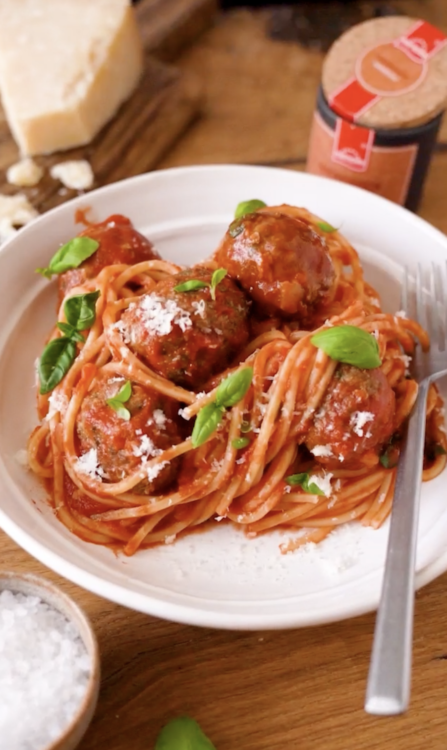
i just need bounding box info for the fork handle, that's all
[364,379,430,716]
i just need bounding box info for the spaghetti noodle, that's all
[28,206,446,556]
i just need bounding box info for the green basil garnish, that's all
[311,325,381,369]
[435,445,447,456]
[56,322,85,343]
[155,716,216,750]
[316,221,338,233]
[64,290,100,330]
[174,279,209,294]
[191,403,224,448]
[36,237,99,279]
[106,381,132,421]
[232,437,250,449]
[234,199,267,219]
[38,337,77,395]
[215,368,253,409]
[285,472,325,496]
[210,268,227,300]
[174,269,227,301]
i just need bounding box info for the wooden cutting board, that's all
[0,0,217,215]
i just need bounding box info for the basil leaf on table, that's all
[311,325,382,369]
[191,403,224,449]
[56,322,85,343]
[36,237,99,278]
[215,368,253,409]
[38,337,77,394]
[174,279,210,294]
[234,199,267,219]
[64,290,100,330]
[285,472,325,496]
[155,716,217,750]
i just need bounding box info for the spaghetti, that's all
[28,206,446,556]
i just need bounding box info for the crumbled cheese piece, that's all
[310,444,333,458]
[74,449,106,480]
[107,376,125,384]
[215,516,226,522]
[338,454,344,462]
[350,411,374,437]
[146,461,168,482]
[6,158,43,187]
[152,409,167,428]
[46,391,68,421]
[395,310,407,319]
[191,300,206,318]
[308,472,333,497]
[0,193,38,244]
[136,294,192,336]
[178,408,190,420]
[50,160,94,190]
[132,435,162,459]
[109,319,132,344]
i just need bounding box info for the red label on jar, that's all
[329,20,447,121]
[307,112,418,205]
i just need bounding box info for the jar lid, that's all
[322,16,447,129]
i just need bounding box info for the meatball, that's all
[59,214,160,301]
[305,365,395,467]
[215,208,335,318]
[76,374,181,494]
[119,266,250,390]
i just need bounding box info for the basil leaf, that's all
[317,221,338,233]
[38,337,77,395]
[174,280,210,294]
[234,199,267,219]
[106,400,131,421]
[311,325,381,369]
[210,268,227,300]
[285,472,325,496]
[113,380,132,403]
[155,716,216,750]
[435,445,447,456]
[56,322,85,343]
[191,403,224,448]
[240,420,251,433]
[232,437,250,449]
[36,237,99,278]
[106,381,132,419]
[64,290,100,330]
[228,219,244,238]
[215,367,253,409]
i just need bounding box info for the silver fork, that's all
[365,262,447,715]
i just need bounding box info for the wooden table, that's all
[2,2,447,748]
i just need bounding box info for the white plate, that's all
[1,164,447,631]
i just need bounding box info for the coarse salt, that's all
[0,589,90,750]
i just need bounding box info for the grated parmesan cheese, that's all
[350,411,374,437]
[132,435,162,460]
[191,300,206,319]
[310,444,333,458]
[308,472,333,497]
[145,460,168,482]
[152,409,167,428]
[74,449,106,480]
[135,294,192,336]
[46,391,68,421]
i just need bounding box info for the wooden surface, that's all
[2,1,447,749]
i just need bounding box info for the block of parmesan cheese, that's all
[0,0,143,155]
